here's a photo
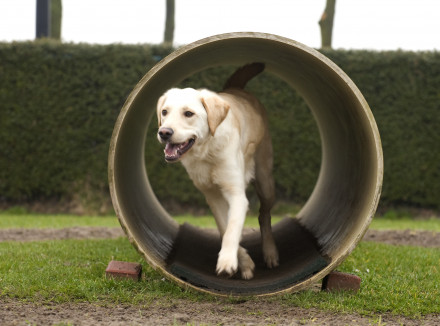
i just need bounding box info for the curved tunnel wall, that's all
[108,33,383,296]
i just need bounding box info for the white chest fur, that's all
[182,158,214,190]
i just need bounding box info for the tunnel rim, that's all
[109,32,383,296]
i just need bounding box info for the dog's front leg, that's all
[216,190,249,277]
[204,188,255,279]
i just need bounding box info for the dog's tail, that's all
[223,62,265,90]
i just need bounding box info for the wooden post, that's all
[319,0,336,49]
[36,0,51,38]
[50,0,62,40]
[163,0,175,46]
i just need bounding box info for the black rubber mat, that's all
[166,218,329,295]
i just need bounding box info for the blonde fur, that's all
[157,85,278,279]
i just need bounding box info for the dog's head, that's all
[156,88,230,162]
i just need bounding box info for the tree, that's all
[51,0,62,40]
[319,0,336,48]
[36,0,50,38]
[36,0,62,40]
[163,0,175,45]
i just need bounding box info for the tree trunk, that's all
[36,0,50,38]
[163,0,175,46]
[50,0,62,40]
[319,0,336,49]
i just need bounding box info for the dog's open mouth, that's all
[164,138,195,162]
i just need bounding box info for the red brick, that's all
[322,271,361,293]
[105,260,142,281]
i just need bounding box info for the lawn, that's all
[0,211,439,318]
[1,211,439,231]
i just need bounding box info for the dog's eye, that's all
[184,111,194,118]
[162,110,167,116]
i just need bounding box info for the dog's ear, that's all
[200,91,230,136]
[156,94,167,127]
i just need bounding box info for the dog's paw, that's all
[238,249,255,280]
[216,250,238,277]
[263,243,279,269]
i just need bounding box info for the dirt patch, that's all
[363,229,440,248]
[0,227,124,242]
[0,227,439,248]
[1,297,438,326]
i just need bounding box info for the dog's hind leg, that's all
[254,137,279,269]
[204,188,255,279]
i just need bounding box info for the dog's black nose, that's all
[158,127,174,141]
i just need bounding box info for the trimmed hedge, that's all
[0,41,171,210]
[0,41,439,211]
[321,50,440,208]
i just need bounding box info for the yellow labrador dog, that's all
[156,63,278,279]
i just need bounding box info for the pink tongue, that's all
[165,143,179,157]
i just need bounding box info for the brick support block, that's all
[321,271,361,293]
[105,260,142,281]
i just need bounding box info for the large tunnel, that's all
[108,32,383,296]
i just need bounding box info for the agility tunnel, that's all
[108,32,383,296]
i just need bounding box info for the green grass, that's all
[1,211,439,317]
[0,237,201,304]
[0,214,278,229]
[284,242,440,316]
[370,217,440,231]
[0,214,120,229]
[2,212,440,231]
[0,237,439,317]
